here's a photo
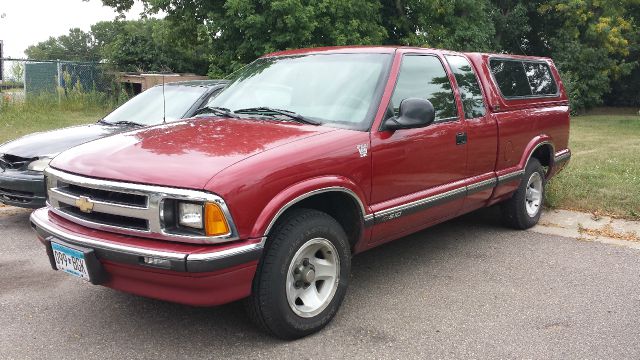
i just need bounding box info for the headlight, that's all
[178,203,204,229]
[168,200,230,237]
[27,157,53,172]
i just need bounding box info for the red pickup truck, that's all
[31,46,570,339]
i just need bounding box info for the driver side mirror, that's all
[381,98,435,131]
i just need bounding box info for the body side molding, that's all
[372,170,519,225]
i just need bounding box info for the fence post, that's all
[56,59,61,105]
[23,59,27,99]
[0,40,4,94]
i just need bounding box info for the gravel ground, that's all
[1,206,639,359]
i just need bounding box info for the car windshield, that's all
[207,53,391,130]
[102,85,209,126]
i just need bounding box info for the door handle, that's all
[456,132,467,145]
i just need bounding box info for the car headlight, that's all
[178,202,204,229]
[27,157,53,172]
[166,200,230,237]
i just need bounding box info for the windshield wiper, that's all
[111,121,145,127]
[233,107,321,125]
[194,106,238,118]
[99,119,144,127]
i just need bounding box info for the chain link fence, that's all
[0,58,122,105]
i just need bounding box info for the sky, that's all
[0,0,149,58]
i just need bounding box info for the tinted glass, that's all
[209,53,391,130]
[524,62,558,95]
[103,85,208,125]
[446,55,486,119]
[390,55,458,121]
[490,60,532,98]
[490,59,559,98]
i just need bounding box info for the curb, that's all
[531,209,640,250]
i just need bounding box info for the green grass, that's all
[546,113,640,220]
[0,95,113,145]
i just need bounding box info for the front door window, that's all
[389,55,458,122]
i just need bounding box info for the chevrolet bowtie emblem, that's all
[75,196,94,213]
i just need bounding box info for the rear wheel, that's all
[501,158,546,229]
[245,208,350,339]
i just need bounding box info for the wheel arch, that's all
[520,136,555,178]
[251,178,371,249]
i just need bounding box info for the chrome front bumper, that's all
[30,208,264,273]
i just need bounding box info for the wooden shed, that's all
[118,73,209,95]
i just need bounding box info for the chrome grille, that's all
[59,182,148,207]
[45,168,239,244]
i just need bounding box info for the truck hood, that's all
[0,123,123,158]
[51,118,336,189]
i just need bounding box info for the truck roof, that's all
[264,46,552,61]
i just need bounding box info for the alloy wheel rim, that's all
[286,238,340,318]
[525,172,543,217]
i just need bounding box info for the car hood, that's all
[0,123,123,159]
[51,118,337,189]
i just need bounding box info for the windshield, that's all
[208,53,391,130]
[102,85,209,126]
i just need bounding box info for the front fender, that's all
[250,175,370,238]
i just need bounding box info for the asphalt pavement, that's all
[1,206,639,359]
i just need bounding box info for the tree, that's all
[100,0,639,110]
[604,0,640,107]
[380,0,496,51]
[534,0,638,111]
[92,19,210,73]
[99,0,387,76]
[24,19,210,74]
[10,62,24,83]
[25,28,100,61]
[490,1,535,53]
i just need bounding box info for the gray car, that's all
[0,80,228,208]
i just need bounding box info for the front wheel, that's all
[245,208,351,339]
[501,158,546,229]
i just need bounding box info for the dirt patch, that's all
[578,223,640,242]
[0,207,31,219]
[538,220,564,228]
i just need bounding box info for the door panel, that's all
[370,53,467,244]
[445,55,498,213]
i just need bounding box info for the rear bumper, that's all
[30,208,262,306]
[0,170,46,208]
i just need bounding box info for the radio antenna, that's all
[162,72,166,123]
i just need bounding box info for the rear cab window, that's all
[445,55,486,119]
[489,58,558,99]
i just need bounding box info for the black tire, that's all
[501,158,546,229]
[245,208,351,339]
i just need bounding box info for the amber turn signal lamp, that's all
[204,202,230,236]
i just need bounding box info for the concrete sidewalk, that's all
[532,209,640,250]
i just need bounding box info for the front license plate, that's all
[51,242,91,281]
